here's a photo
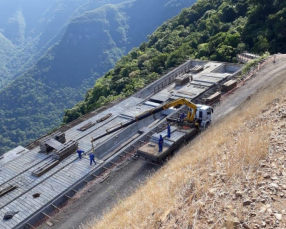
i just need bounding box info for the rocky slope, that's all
[88,55,286,229]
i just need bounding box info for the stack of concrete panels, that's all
[55,140,78,160]
[170,131,186,142]
[78,122,95,131]
[221,79,237,92]
[151,126,177,140]
[150,129,186,147]
[32,158,60,177]
[203,91,221,104]
[54,131,66,143]
[190,65,204,73]
[175,74,191,86]
[39,132,66,153]
[32,140,78,177]
[0,184,17,197]
[150,126,177,146]
[96,113,112,123]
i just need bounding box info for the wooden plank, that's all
[204,91,221,104]
[221,80,237,92]
[78,122,96,131]
[32,160,60,177]
[41,212,51,218]
[27,223,36,229]
[52,204,60,210]
[0,185,17,197]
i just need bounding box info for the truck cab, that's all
[195,104,213,129]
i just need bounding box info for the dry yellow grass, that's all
[84,75,286,229]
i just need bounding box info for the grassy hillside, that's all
[87,57,286,228]
[64,0,286,123]
[0,0,195,153]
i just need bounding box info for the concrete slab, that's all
[137,144,169,157]
[143,101,161,107]
[193,75,223,85]
[45,139,64,151]
[202,73,231,79]
[64,97,144,142]
[170,83,209,100]
[0,146,29,166]
[120,104,157,119]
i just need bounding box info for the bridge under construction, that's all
[0,59,242,229]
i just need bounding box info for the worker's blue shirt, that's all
[180,113,186,119]
[89,153,94,159]
[77,150,84,154]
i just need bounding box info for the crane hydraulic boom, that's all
[91,98,197,143]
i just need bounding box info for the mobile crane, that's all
[91,98,213,161]
[91,98,212,142]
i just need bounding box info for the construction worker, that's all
[77,148,84,159]
[158,135,164,152]
[180,113,186,121]
[89,152,96,165]
[167,123,171,138]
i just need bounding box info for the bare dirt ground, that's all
[38,54,286,229]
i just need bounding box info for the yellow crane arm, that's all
[91,98,197,142]
[162,98,197,121]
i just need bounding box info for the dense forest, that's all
[0,0,194,153]
[0,0,99,88]
[63,0,286,123]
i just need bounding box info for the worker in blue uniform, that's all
[158,135,164,152]
[89,152,96,165]
[77,148,84,159]
[167,123,171,138]
[180,113,186,121]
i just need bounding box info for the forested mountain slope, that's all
[0,0,127,88]
[64,0,286,123]
[0,0,195,153]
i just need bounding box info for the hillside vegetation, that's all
[87,57,286,229]
[0,0,95,87]
[0,0,194,153]
[64,0,286,123]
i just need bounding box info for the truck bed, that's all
[137,128,198,163]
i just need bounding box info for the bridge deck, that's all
[0,60,242,228]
